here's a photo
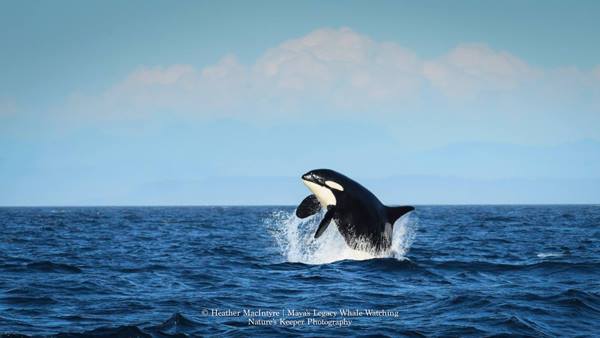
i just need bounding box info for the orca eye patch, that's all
[325,180,344,191]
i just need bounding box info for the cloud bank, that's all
[68,27,599,125]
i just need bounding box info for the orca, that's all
[296,169,414,253]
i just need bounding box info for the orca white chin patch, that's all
[303,180,336,207]
[325,180,344,191]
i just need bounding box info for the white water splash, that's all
[267,210,418,265]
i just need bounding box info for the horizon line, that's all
[1,203,598,208]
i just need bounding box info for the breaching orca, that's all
[296,169,414,253]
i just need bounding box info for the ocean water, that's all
[0,206,598,337]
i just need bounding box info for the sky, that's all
[1,0,600,205]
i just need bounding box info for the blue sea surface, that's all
[0,206,598,337]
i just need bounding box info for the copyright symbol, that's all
[202,309,209,316]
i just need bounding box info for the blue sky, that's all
[1,0,599,205]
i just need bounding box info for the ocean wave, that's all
[528,289,600,314]
[332,257,421,271]
[496,315,552,337]
[115,264,170,273]
[536,252,563,258]
[52,325,150,338]
[25,261,82,273]
[480,216,518,222]
[1,295,57,306]
[146,312,199,334]
[4,313,204,337]
[428,260,600,273]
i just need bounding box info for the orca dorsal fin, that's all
[386,206,415,225]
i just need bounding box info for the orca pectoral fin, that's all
[386,205,415,225]
[314,207,335,239]
[296,194,321,218]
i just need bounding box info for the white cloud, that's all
[70,27,600,121]
[251,27,423,109]
[423,43,539,98]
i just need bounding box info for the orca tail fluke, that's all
[386,206,414,225]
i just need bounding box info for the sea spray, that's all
[390,215,418,259]
[267,209,418,264]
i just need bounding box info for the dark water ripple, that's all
[0,205,599,337]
